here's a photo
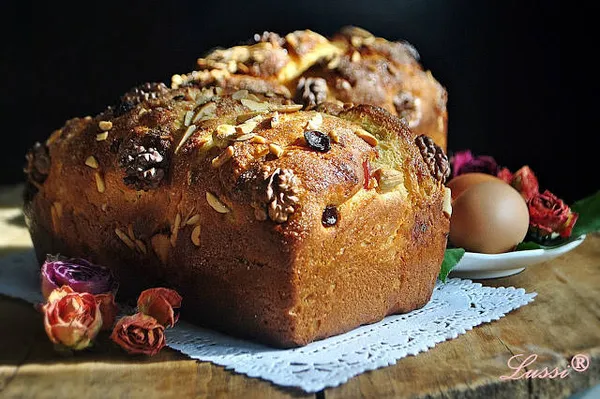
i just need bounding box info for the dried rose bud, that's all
[450,150,498,178]
[137,288,182,328]
[95,293,119,331]
[41,255,118,300]
[497,167,513,184]
[42,286,103,350]
[110,313,166,356]
[528,190,579,241]
[511,165,539,201]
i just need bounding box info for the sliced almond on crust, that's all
[354,129,379,147]
[115,228,136,250]
[191,225,201,247]
[206,192,230,213]
[151,234,170,264]
[443,187,452,217]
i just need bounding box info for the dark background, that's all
[3,1,591,203]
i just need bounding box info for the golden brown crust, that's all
[24,81,449,347]
[190,27,448,150]
[319,28,448,150]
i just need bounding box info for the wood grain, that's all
[326,235,600,399]
[0,185,311,399]
[1,185,598,398]
[0,296,311,399]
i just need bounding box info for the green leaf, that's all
[439,248,465,282]
[516,235,584,251]
[571,190,600,238]
[515,241,544,250]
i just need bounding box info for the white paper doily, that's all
[0,249,536,393]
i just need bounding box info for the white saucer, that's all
[449,235,587,279]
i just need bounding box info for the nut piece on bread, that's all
[186,26,448,150]
[24,82,450,347]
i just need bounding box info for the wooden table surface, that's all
[1,184,599,399]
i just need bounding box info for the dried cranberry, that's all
[362,159,371,189]
[304,130,331,152]
[322,205,339,227]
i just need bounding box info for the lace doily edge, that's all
[171,293,536,393]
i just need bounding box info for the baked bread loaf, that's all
[24,82,451,347]
[178,26,448,150]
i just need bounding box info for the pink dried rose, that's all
[450,150,498,178]
[110,313,166,356]
[41,255,118,300]
[42,286,103,350]
[511,165,539,201]
[528,190,579,240]
[137,288,182,328]
[95,293,119,331]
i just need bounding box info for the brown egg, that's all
[449,181,530,254]
[446,173,506,200]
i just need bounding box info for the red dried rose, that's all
[511,165,539,201]
[137,288,182,328]
[95,293,119,331]
[497,167,513,184]
[42,286,103,350]
[528,190,579,239]
[110,313,166,356]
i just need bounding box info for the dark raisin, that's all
[24,142,50,185]
[23,181,38,203]
[109,138,123,154]
[172,95,186,101]
[322,205,339,227]
[233,168,259,196]
[113,100,135,117]
[304,130,331,152]
[118,131,171,191]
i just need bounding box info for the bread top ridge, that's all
[24,83,450,252]
[175,26,448,150]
